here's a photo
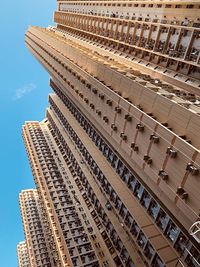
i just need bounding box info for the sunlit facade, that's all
[19,1,200,266]
[17,241,30,267]
[19,189,53,267]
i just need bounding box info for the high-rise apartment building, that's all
[17,241,30,267]
[19,1,200,267]
[19,189,53,267]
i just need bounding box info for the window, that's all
[187,5,194,8]
[110,191,117,204]
[130,221,140,237]
[185,246,200,267]
[137,231,147,249]
[144,241,155,260]
[110,229,117,242]
[140,190,151,209]
[120,248,129,262]
[108,149,114,164]
[125,212,133,228]
[134,182,144,200]
[152,254,164,267]
[119,204,127,219]
[111,155,118,169]
[117,160,124,176]
[115,198,122,211]
[156,209,169,231]
[128,175,137,193]
[115,239,123,252]
[174,232,187,254]
[121,167,130,183]
[148,199,160,220]
[165,220,179,243]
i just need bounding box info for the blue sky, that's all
[0,1,56,266]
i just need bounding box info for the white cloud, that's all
[13,83,36,100]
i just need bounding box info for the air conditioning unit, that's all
[136,123,144,132]
[131,143,135,149]
[176,187,185,195]
[158,170,168,181]
[120,133,127,141]
[170,150,177,158]
[124,97,130,102]
[103,116,109,123]
[84,98,89,104]
[191,167,199,176]
[150,134,159,143]
[92,88,98,94]
[76,74,80,80]
[125,114,132,121]
[81,78,86,85]
[106,99,112,106]
[181,192,188,200]
[166,147,177,158]
[111,124,117,131]
[90,103,95,109]
[86,83,91,89]
[147,158,152,165]
[143,155,149,161]
[186,163,199,175]
[186,162,193,171]
[99,94,105,100]
[115,107,122,113]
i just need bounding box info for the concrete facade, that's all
[19,1,200,267]
[19,189,53,267]
[17,241,30,267]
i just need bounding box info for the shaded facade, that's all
[19,189,53,267]
[20,1,200,267]
[17,241,30,267]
